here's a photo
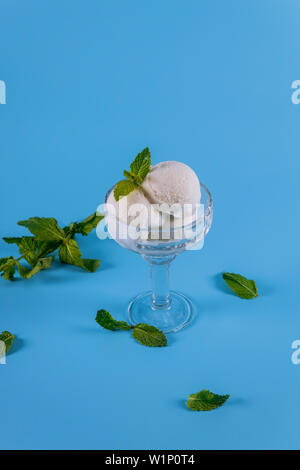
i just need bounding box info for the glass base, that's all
[128,290,193,333]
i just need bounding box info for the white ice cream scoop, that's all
[106,160,201,237]
[141,161,201,208]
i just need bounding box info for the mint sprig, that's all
[114,147,151,201]
[222,272,259,299]
[96,309,132,331]
[95,309,167,347]
[132,324,167,347]
[0,212,103,281]
[186,390,230,411]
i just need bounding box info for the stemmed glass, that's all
[104,183,213,333]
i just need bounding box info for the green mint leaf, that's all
[0,331,15,353]
[36,256,54,270]
[3,236,60,259]
[222,272,258,299]
[4,236,58,270]
[186,390,230,411]
[17,256,54,279]
[2,212,101,282]
[3,237,23,244]
[3,236,40,266]
[59,239,82,266]
[114,180,137,202]
[70,213,104,237]
[16,262,31,279]
[37,240,61,258]
[81,258,100,273]
[113,148,151,201]
[95,309,132,331]
[18,217,66,242]
[132,323,167,347]
[123,170,132,180]
[129,147,151,183]
[17,237,39,266]
[59,239,100,272]
[0,257,16,281]
[0,257,13,269]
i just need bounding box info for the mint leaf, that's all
[0,257,13,269]
[132,323,167,347]
[113,147,151,201]
[59,239,100,272]
[70,213,104,237]
[3,236,56,279]
[4,236,40,266]
[123,170,132,180]
[59,239,82,266]
[95,310,168,347]
[17,237,39,266]
[16,262,31,279]
[3,237,23,244]
[114,180,137,202]
[3,236,60,260]
[81,258,100,273]
[17,256,54,279]
[95,309,132,331]
[186,390,230,411]
[0,331,15,353]
[2,212,102,281]
[222,272,258,299]
[37,240,61,258]
[4,236,57,272]
[129,147,151,183]
[35,256,53,270]
[18,217,66,241]
[0,257,16,281]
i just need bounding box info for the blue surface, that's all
[1,0,300,450]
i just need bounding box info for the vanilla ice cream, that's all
[106,160,201,240]
[142,161,201,207]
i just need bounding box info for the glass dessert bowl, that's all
[104,182,213,333]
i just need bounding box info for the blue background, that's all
[1,0,300,450]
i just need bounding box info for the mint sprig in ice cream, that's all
[106,149,202,239]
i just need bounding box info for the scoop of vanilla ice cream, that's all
[141,161,201,207]
[105,161,201,240]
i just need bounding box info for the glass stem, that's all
[145,255,175,309]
